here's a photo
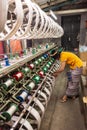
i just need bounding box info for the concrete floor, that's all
[40,71,86,130]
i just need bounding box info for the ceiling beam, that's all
[43,0,87,12]
[47,8,87,15]
[60,1,87,10]
[40,0,67,9]
[32,0,39,5]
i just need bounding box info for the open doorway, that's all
[61,15,81,51]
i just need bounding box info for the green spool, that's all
[22,67,30,74]
[32,48,36,54]
[32,75,40,84]
[38,58,42,63]
[2,112,11,121]
[24,49,27,55]
[27,82,35,91]
[46,44,48,49]
[2,103,18,121]
[38,45,41,49]
[46,64,50,68]
[34,61,39,66]
[49,49,53,54]
[2,79,14,90]
[42,66,48,73]
[41,56,45,60]
[51,58,55,62]
[48,61,52,66]
[50,60,53,63]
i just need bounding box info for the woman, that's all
[51,46,83,102]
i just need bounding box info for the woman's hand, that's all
[53,72,58,77]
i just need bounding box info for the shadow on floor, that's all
[40,71,86,130]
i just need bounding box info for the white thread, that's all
[7,104,17,116]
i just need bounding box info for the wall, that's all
[80,12,87,45]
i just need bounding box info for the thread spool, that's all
[22,67,30,74]
[50,60,53,63]
[4,55,10,66]
[46,54,48,58]
[2,103,18,121]
[27,82,35,91]
[38,45,41,49]
[19,51,23,57]
[32,48,36,54]
[38,71,44,78]
[42,66,48,73]
[13,72,23,81]
[24,49,27,55]
[32,75,40,84]
[24,67,30,72]
[46,64,50,68]
[17,90,28,102]
[46,44,48,49]
[41,56,45,60]
[48,61,52,65]
[2,79,14,90]
[34,61,39,66]
[51,58,55,62]
[43,54,47,59]
[38,58,42,63]
[29,64,34,69]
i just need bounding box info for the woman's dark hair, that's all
[50,49,60,60]
[52,52,60,60]
[50,46,64,60]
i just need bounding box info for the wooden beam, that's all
[40,0,67,9]
[47,8,87,15]
[32,0,40,5]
